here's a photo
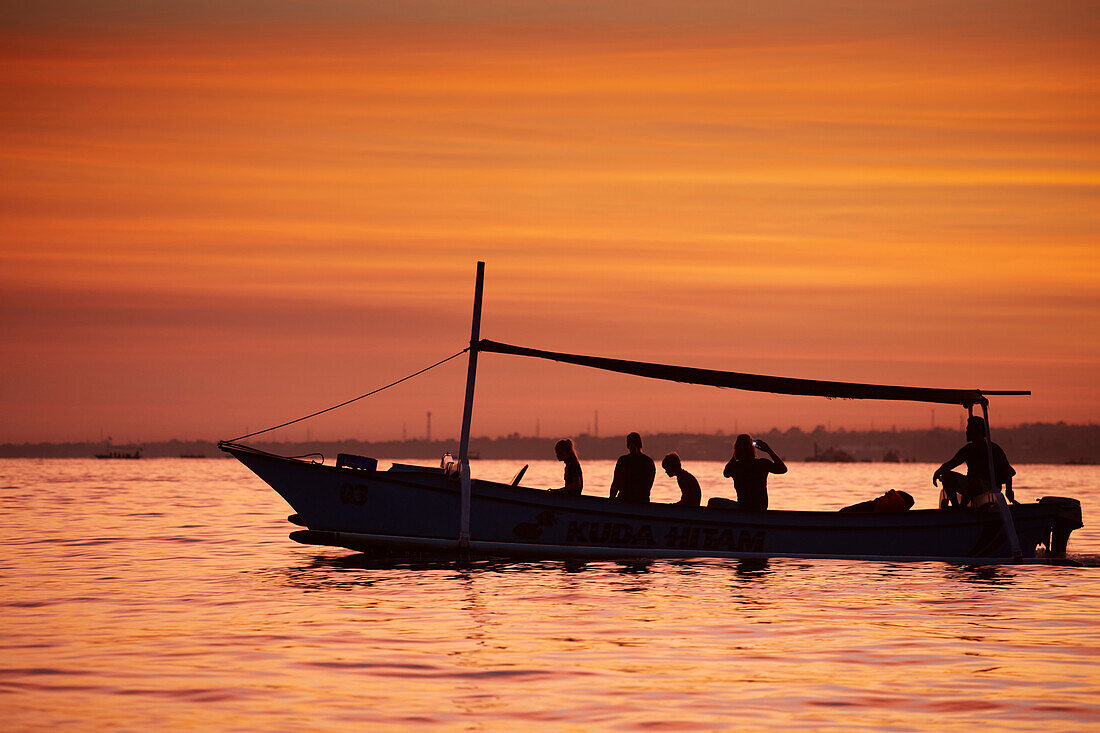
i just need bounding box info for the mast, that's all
[979,398,1022,560]
[457,261,485,548]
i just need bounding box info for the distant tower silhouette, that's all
[427,411,432,442]
[594,410,599,438]
[402,422,407,441]
[536,418,540,438]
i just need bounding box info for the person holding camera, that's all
[720,434,787,511]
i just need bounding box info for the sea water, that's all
[2,458,1099,731]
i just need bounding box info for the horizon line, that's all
[6,420,1098,446]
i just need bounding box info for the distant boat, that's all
[95,448,141,459]
[882,449,902,463]
[804,443,856,463]
[221,263,1083,563]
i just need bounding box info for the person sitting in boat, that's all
[933,416,1016,508]
[610,432,655,504]
[661,452,701,507]
[839,489,915,513]
[548,438,583,495]
[714,434,787,511]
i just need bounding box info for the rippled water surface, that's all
[3,458,1099,731]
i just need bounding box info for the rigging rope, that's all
[226,347,470,443]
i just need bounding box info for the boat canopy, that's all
[477,339,1029,407]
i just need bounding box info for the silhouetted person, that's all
[661,452,701,507]
[610,432,655,504]
[720,434,787,511]
[933,416,1016,508]
[549,438,583,495]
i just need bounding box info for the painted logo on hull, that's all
[565,521,765,552]
[512,510,558,541]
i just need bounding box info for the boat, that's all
[220,263,1083,563]
[95,448,141,459]
[804,443,856,463]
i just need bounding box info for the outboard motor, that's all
[1039,497,1083,555]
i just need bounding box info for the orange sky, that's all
[1,2,1098,443]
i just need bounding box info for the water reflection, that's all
[943,564,1014,586]
[275,552,504,591]
[279,553,782,590]
[612,559,653,575]
[734,558,771,577]
[560,560,590,574]
[7,459,1099,732]
[277,552,663,591]
[293,552,569,573]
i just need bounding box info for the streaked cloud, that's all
[1,2,1097,441]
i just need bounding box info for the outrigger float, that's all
[220,263,1082,563]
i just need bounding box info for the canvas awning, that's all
[477,339,1029,406]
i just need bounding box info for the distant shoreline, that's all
[3,423,1097,464]
[7,457,1095,467]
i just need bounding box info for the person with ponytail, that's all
[550,438,583,495]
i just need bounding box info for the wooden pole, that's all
[457,262,485,548]
[981,399,1021,560]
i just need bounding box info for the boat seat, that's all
[336,453,377,472]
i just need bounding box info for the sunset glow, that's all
[2,2,1098,442]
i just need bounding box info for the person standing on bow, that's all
[933,416,1016,508]
[722,434,787,511]
[610,432,655,504]
[549,438,583,495]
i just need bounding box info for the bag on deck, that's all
[839,489,915,514]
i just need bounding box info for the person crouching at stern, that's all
[933,416,1016,509]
